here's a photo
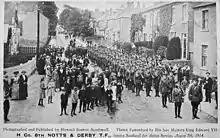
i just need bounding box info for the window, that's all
[189,52,193,60]
[172,6,175,24]
[144,33,147,41]
[182,5,187,21]
[149,34,153,41]
[181,33,187,59]
[19,21,23,36]
[150,14,153,27]
[202,10,208,29]
[157,13,160,26]
[118,32,120,41]
[143,15,147,26]
[201,45,208,67]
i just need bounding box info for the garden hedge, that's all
[166,37,181,60]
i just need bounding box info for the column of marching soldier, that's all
[3,41,218,123]
[88,45,218,120]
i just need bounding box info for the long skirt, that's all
[55,79,60,89]
[45,77,51,87]
[11,83,19,100]
[94,86,101,99]
[19,84,28,99]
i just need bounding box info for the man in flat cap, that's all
[203,72,213,103]
[4,73,11,122]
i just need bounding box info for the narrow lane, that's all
[7,36,217,124]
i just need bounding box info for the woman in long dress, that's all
[45,65,52,87]
[52,67,60,92]
[11,71,20,100]
[47,79,55,104]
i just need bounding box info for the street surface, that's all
[6,35,217,124]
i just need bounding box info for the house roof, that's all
[18,13,27,21]
[114,8,146,19]
[97,14,108,21]
[141,2,171,14]
[193,2,216,8]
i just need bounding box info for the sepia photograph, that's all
[3,0,218,124]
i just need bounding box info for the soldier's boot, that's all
[174,107,178,118]
[40,99,44,106]
[194,109,200,119]
[50,96,53,103]
[178,107,182,119]
[48,97,50,104]
[192,109,195,119]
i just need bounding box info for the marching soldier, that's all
[134,71,142,96]
[159,73,169,108]
[188,78,203,119]
[172,83,185,119]
[153,69,161,97]
[168,71,175,103]
[144,70,152,97]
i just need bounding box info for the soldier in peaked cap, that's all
[159,73,169,108]
[188,78,203,119]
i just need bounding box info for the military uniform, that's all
[188,81,203,119]
[159,75,169,108]
[144,72,152,97]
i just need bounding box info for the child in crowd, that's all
[116,80,123,104]
[39,77,46,106]
[60,87,68,116]
[71,87,79,117]
[181,76,188,94]
[106,85,113,113]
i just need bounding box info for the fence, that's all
[19,47,44,55]
[4,56,36,79]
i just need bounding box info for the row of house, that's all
[94,1,217,77]
[95,1,150,42]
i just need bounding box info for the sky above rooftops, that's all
[55,0,155,17]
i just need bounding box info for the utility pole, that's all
[36,7,40,65]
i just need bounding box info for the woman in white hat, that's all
[47,78,55,104]
[45,65,52,88]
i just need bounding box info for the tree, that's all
[38,2,59,36]
[130,13,145,42]
[166,37,181,60]
[59,5,94,37]
[152,35,169,54]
